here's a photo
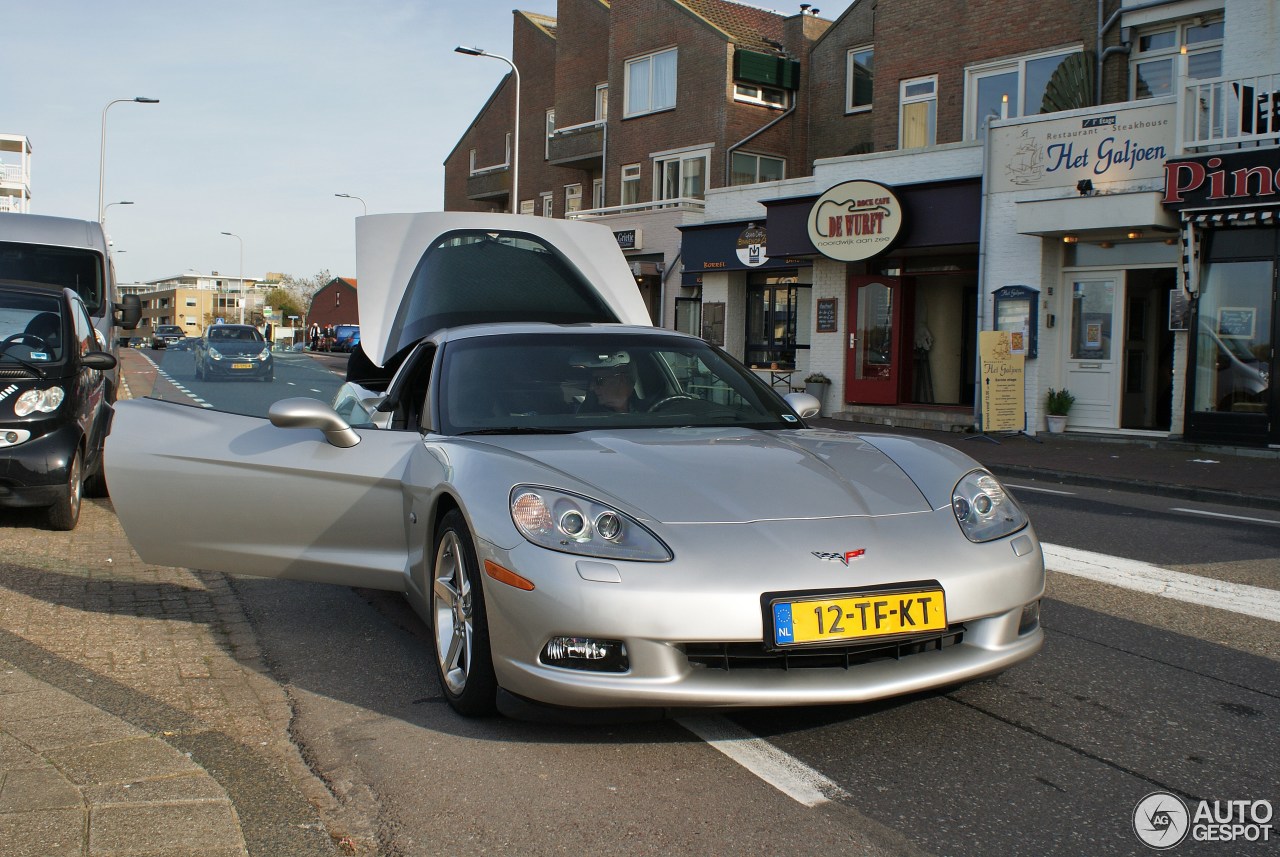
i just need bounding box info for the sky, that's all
[6,0,854,285]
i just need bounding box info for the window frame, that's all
[595,83,609,122]
[564,183,582,215]
[963,46,1084,140]
[540,192,553,218]
[621,163,642,206]
[1129,16,1224,100]
[624,47,678,118]
[899,75,938,150]
[846,46,874,114]
[729,151,786,186]
[653,148,711,202]
[733,82,789,109]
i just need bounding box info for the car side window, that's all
[71,298,94,356]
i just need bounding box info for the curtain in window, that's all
[627,57,651,115]
[901,101,935,148]
[653,50,677,110]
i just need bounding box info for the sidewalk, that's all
[811,417,1280,510]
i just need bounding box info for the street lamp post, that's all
[99,97,159,223]
[334,193,367,215]
[220,231,245,324]
[455,46,520,214]
[102,200,133,230]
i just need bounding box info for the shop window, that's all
[964,48,1083,139]
[846,47,873,113]
[730,152,785,186]
[745,275,801,367]
[625,48,677,117]
[900,76,937,149]
[1191,258,1272,414]
[1131,18,1222,99]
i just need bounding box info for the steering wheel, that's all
[1,332,46,348]
[647,394,697,412]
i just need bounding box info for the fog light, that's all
[1019,600,1041,634]
[541,636,629,672]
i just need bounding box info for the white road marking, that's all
[676,714,849,807]
[1042,542,1280,624]
[1170,507,1280,526]
[1006,483,1077,496]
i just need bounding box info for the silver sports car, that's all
[106,213,1043,717]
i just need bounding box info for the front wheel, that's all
[47,449,82,531]
[430,509,498,716]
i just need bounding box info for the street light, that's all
[99,97,159,222]
[220,231,245,324]
[455,46,520,214]
[102,200,133,229]
[334,193,367,215]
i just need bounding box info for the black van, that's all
[0,283,118,530]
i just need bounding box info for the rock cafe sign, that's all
[806,180,904,262]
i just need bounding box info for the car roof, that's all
[0,213,109,254]
[354,212,652,366]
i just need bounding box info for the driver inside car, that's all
[575,350,645,413]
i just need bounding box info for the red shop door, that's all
[845,275,903,405]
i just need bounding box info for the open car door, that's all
[106,398,421,591]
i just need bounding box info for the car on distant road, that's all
[152,325,186,349]
[332,324,360,353]
[106,213,1044,718]
[0,282,118,530]
[193,324,273,381]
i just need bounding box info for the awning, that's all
[677,219,811,286]
[1182,208,1280,226]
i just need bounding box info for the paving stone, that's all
[3,710,148,752]
[46,738,202,787]
[88,800,245,855]
[0,767,82,811]
[0,806,83,857]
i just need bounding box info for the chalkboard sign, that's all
[1217,306,1256,340]
[816,297,838,332]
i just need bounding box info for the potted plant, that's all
[803,373,831,415]
[1045,388,1075,433]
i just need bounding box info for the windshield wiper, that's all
[457,426,579,436]
[0,341,47,378]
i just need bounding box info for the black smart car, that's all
[0,283,117,530]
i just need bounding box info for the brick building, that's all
[306,277,359,330]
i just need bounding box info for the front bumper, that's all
[477,510,1046,709]
[0,421,79,509]
[204,356,272,378]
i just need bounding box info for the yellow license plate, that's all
[772,588,947,647]
[231,362,254,369]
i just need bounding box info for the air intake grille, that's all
[684,625,965,671]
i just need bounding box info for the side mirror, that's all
[81,351,118,371]
[115,295,142,330]
[268,397,361,448]
[783,391,821,420]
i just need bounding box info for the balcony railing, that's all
[566,197,705,220]
[0,163,30,186]
[1179,72,1280,151]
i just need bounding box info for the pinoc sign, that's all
[806,180,904,262]
[1163,150,1280,209]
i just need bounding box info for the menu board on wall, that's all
[816,298,838,332]
[979,330,1026,433]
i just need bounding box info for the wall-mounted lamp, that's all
[1076,179,1094,196]
[1099,241,1114,249]
[1163,237,1177,245]
[1062,234,1079,244]
[1127,230,1143,240]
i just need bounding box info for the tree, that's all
[263,286,303,324]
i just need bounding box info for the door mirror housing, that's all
[81,351,118,371]
[268,397,361,448]
[115,295,142,330]
[783,392,821,419]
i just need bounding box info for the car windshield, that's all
[209,326,263,342]
[0,242,104,313]
[436,332,801,435]
[0,291,65,364]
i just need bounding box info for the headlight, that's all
[208,347,224,360]
[257,348,271,361]
[14,387,65,416]
[510,486,672,562]
[951,470,1028,543]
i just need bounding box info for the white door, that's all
[1063,276,1122,429]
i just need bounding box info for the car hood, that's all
[354,212,652,366]
[460,428,937,524]
[207,341,268,356]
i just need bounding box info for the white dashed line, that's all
[1169,507,1280,526]
[1042,542,1280,623]
[137,351,213,408]
[677,714,849,807]
[1005,483,1077,496]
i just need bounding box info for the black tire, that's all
[430,509,498,716]
[47,449,82,531]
